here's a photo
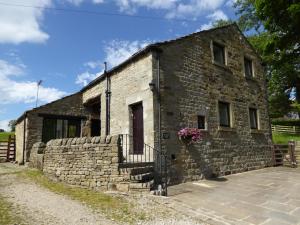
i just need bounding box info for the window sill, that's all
[213,61,226,68]
[199,129,209,134]
[218,126,236,132]
[250,129,265,134]
[245,76,256,82]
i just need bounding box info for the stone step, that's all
[130,172,154,182]
[129,179,154,190]
[119,166,154,175]
[119,162,154,169]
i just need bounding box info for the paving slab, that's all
[168,167,300,225]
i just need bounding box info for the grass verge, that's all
[0,195,22,225]
[0,132,14,142]
[19,169,147,224]
[272,132,300,144]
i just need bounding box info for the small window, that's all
[219,101,231,127]
[213,42,225,65]
[249,108,258,129]
[197,115,206,129]
[244,57,253,78]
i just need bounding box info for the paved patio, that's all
[168,167,300,225]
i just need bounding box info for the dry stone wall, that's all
[28,142,45,170]
[41,135,129,191]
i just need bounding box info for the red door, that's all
[132,103,144,154]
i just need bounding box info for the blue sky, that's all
[0,0,237,131]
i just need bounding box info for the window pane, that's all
[249,108,258,129]
[219,102,230,127]
[213,43,225,65]
[63,120,68,138]
[68,120,81,138]
[197,116,205,129]
[56,119,63,138]
[42,118,56,143]
[244,58,253,77]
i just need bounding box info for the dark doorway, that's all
[91,119,101,137]
[131,103,144,154]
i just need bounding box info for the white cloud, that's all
[114,0,178,14]
[64,0,85,6]
[76,39,151,86]
[84,60,103,69]
[104,40,150,67]
[199,9,228,30]
[0,119,10,131]
[166,0,225,19]
[0,0,51,44]
[75,71,102,86]
[225,0,237,7]
[92,0,104,3]
[207,9,228,21]
[0,60,67,104]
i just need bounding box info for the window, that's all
[42,118,81,143]
[249,108,258,129]
[244,57,253,78]
[218,101,231,127]
[197,115,206,129]
[213,42,225,65]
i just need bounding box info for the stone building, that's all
[15,93,87,164]
[16,24,272,189]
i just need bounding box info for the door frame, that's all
[129,101,144,155]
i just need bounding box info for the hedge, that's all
[271,119,300,126]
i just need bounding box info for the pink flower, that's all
[178,127,203,143]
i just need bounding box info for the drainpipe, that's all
[105,62,111,136]
[156,51,162,173]
[22,113,27,165]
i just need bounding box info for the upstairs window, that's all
[244,57,253,78]
[197,115,206,130]
[249,108,258,129]
[213,42,225,65]
[219,101,231,127]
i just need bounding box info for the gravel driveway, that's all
[0,163,205,225]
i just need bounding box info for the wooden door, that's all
[132,103,144,154]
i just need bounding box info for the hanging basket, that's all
[178,128,202,145]
[179,136,193,145]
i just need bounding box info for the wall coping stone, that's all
[45,135,120,147]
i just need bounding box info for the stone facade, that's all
[82,53,156,160]
[158,25,272,183]
[15,93,87,164]
[39,135,129,191]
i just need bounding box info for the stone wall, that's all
[15,118,26,163]
[158,25,273,183]
[15,92,88,164]
[42,135,128,191]
[28,142,45,170]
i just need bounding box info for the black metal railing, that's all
[119,134,168,195]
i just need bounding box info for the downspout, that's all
[105,62,111,135]
[22,113,27,165]
[156,51,162,173]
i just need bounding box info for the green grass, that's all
[0,132,14,142]
[0,195,22,225]
[272,132,300,144]
[19,169,147,224]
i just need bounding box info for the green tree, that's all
[211,19,235,28]
[8,120,16,132]
[234,0,300,118]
